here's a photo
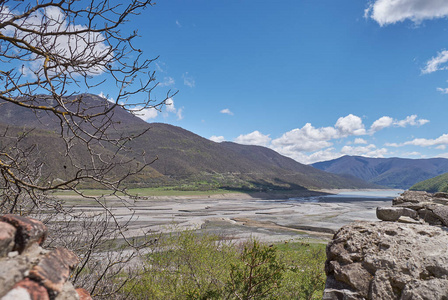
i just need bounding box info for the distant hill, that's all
[312,155,448,189]
[0,94,378,191]
[410,173,448,193]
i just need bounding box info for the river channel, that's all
[64,189,403,243]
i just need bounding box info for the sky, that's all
[6,0,448,165]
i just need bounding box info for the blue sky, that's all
[12,0,448,164]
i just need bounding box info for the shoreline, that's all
[128,188,400,201]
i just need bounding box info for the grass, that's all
[53,186,239,198]
[123,229,327,299]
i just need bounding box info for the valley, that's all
[58,189,400,243]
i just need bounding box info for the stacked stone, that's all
[0,214,92,300]
[376,190,448,225]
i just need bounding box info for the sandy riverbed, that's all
[59,189,398,244]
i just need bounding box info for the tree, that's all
[0,1,174,297]
[226,240,285,299]
[0,0,176,208]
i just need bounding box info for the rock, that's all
[0,222,16,258]
[430,206,448,226]
[29,248,79,293]
[418,209,442,225]
[76,288,93,300]
[434,192,448,199]
[331,262,372,298]
[54,281,80,300]
[324,221,448,299]
[389,191,448,226]
[2,278,50,300]
[400,279,448,299]
[432,197,448,205]
[397,216,422,224]
[322,288,363,300]
[376,206,417,221]
[393,191,431,205]
[0,215,92,300]
[0,215,47,253]
[0,257,30,298]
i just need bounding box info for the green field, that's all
[53,186,240,197]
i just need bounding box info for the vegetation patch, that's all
[124,230,326,299]
[410,172,448,193]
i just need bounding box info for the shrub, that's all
[124,231,326,299]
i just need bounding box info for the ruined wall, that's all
[0,214,92,300]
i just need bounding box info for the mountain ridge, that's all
[0,94,378,191]
[312,155,448,189]
[409,172,448,193]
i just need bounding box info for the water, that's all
[324,190,403,198]
[288,190,403,203]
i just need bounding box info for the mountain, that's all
[312,155,448,189]
[409,173,448,193]
[0,94,378,191]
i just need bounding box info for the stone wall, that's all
[323,191,448,300]
[0,214,92,300]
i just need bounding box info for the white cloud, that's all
[220,108,234,116]
[422,50,448,74]
[403,151,421,156]
[280,144,388,165]
[287,148,344,165]
[437,87,448,94]
[436,152,448,159]
[370,116,394,132]
[176,20,182,27]
[155,62,166,73]
[354,138,368,144]
[389,133,448,147]
[234,131,271,147]
[159,77,175,87]
[436,145,446,150]
[369,115,428,133]
[98,92,114,103]
[335,114,366,136]
[210,135,225,143]
[131,98,183,121]
[2,6,112,77]
[228,113,428,164]
[341,144,388,157]
[395,115,429,127]
[132,106,158,121]
[182,72,195,87]
[404,134,448,147]
[176,107,184,120]
[165,98,176,113]
[271,123,337,152]
[384,142,400,147]
[271,114,367,154]
[365,0,448,26]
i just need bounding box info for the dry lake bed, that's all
[60,189,402,244]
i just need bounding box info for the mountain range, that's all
[0,94,376,191]
[312,155,448,189]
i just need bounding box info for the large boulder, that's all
[324,221,448,299]
[376,207,417,221]
[377,191,448,226]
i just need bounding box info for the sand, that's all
[60,189,395,243]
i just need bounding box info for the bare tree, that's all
[0,0,176,205]
[0,1,174,297]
